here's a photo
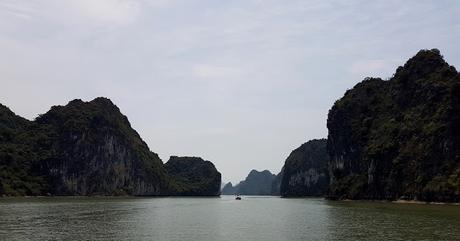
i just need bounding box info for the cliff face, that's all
[34,98,167,195]
[1,98,221,196]
[221,182,237,195]
[280,139,329,197]
[0,104,50,195]
[327,49,460,202]
[270,170,283,196]
[164,156,221,196]
[238,170,276,195]
[222,170,277,195]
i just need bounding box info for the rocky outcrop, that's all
[270,170,283,195]
[238,170,276,195]
[280,139,329,197]
[0,104,50,195]
[34,98,167,195]
[0,97,221,196]
[327,49,460,202]
[221,182,237,195]
[222,170,277,195]
[165,156,221,196]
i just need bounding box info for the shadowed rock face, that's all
[280,139,329,197]
[238,170,276,195]
[0,104,49,195]
[327,49,460,202]
[222,170,278,195]
[38,98,167,195]
[0,98,220,196]
[221,182,237,195]
[165,156,221,196]
[30,97,166,195]
[270,170,283,196]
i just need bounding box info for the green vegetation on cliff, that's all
[0,98,220,196]
[0,104,53,195]
[280,139,329,197]
[327,49,460,202]
[165,156,221,196]
[35,98,167,195]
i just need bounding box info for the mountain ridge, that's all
[221,169,278,195]
[0,98,221,196]
[327,49,460,202]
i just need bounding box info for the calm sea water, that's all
[1,195,459,241]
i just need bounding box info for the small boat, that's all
[235,195,241,200]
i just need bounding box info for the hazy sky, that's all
[1,0,460,183]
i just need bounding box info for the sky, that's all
[1,0,460,184]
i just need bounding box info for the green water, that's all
[0,196,459,241]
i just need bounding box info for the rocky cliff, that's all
[0,98,221,196]
[327,49,460,202]
[165,156,221,196]
[270,170,283,196]
[34,98,168,195]
[222,170,277,195]
[280,139,329,197]
[221,182,237,195]
[0,104,50,195]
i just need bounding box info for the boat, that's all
[235,195,241,200]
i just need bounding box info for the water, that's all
[1,196,459,241]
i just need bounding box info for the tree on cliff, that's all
[327,49,460,202]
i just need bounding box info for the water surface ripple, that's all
[1,196,459,241]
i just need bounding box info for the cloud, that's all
[0,0,36,20]
[192,64,241,78]
[0,0,141,24]
[66,0,141,25]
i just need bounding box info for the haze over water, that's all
[1,196,459,241]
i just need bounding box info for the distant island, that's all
[222,139,330,197]
[0,98,221,196]
[222,169,281,195]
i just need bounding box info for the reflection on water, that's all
[325,200,460,241]
[0,196,459,241]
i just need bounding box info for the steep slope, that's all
[164,156,221,196]
[0,104,51,195]
[327,49,460,202]
[35,98,167,195]
[221,182,237,195]
[228,170,277,195]
[270,170,283,196]
[280,139,329,197]
[1,98,223,196]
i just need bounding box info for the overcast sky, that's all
[1,0,460,184]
